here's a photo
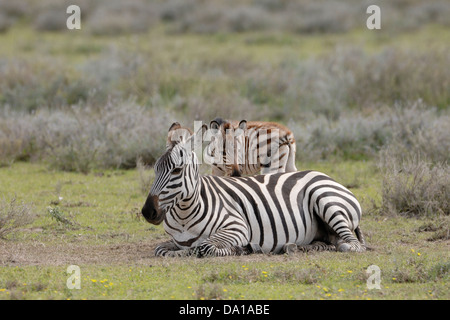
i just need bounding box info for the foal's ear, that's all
[166,122,192,149]
[238,120,247,131]
[210,120,220,131]
[168,122,181,132]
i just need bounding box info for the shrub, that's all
[286,1,358,34]
[88,0,158,35]
[0,12,12,33]
[33,7,68,31]
[379,155,449,217]
[0,197,35,239]
[0,99,175,172]
[39,101,172,171]
[224,6,270,33]
[0,0,29,18]
[289,102,448,163]
[289,110,393,161]
[380,103,450,165]
[160,0,196,22]
[9,101,172,172]
[0,58,94,112]
[375,104,449,217]
[346,48,450,110]
[0,108,38,165]
[406,1,450,29]
[231,46,449,124]
[3,0,450,35]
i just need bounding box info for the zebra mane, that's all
[154,147,173,169]
[156,139,197,170]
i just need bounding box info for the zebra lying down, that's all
[141,124,366,257]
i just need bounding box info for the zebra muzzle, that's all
[142,195,164,225]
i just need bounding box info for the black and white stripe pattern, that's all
[141,133,365,257]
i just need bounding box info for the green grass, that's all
[2,22,449,65]
[0,161,448,300]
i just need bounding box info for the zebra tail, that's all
[355,226,374,251]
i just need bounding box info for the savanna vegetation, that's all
[0,0,448,300]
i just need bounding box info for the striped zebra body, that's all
[142,125,365,257]
[206,119,297,177]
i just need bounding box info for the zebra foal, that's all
[206,118,297,177]
[142,123,366,257]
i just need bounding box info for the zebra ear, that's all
[169,122,181,132]
[238,120,247,130]
[212,117,226,126]
[167,123,193,149]
[210,120,220,131]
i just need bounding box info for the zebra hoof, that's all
[283,243,298,255]
[337,242,351,252]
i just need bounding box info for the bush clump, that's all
[379,158,449,217]
[0,197,35,239]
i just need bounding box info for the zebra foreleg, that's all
[298,241,336,252]
[155,240,191,257]
[190,230,251,257]
[191,243,250,257]
[283,242,336,254]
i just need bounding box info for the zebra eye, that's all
[171,167,182,175]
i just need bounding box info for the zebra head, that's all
[207,118,247,176]
[141,123,204,225]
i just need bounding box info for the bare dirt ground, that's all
[0,240,327,266]
[0,241,158,266]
